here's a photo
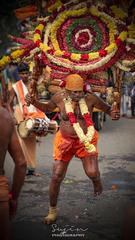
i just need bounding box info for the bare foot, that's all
[43,215,57,225]
[43,207,57,225]
[92,178,103,196]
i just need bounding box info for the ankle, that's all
[91,175,101,182]
[49,206,57,213]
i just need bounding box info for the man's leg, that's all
[0,201,10,240]
[131,98,134,116]
[0,107,13,240]
[8,128,26,201]
[81,155,103,196]
[43,160,69,224]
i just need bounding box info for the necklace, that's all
[64,96,96,153]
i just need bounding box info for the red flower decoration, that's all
[35,29,41,35]
[39,21,45,26]
[115,38,122,47]
[35,40,41,47]
[81,54,89,61]
[63,51,71,59]
[77,32,89,45]
[99,49,107,57]
[48,49,54,55]
[83,113,93,127]
[67,112,77,125]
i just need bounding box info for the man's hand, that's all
[111,110,120,120]
[25,93,36,105]
[111,103,120,120]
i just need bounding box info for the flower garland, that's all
[47,0,62,13]
[110,5,127,19]
[32,4,127,74]
[46,7,127,58]
[0,49,25,69]
[64,97,96,153]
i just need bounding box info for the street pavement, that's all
[5,115,135,240]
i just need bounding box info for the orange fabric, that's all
[16,81,45,119]
[53,130,98,162]
[14,5,37,20]
[0,176,9,202]
[14,105,37,169]
[16,81,28,116]
[65,74,84,91]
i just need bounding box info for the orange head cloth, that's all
[65,74,84,91]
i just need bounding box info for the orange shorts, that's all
[0,176,9,202]
[53,130,98,162]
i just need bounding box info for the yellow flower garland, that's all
[0,49,25,69]
[31,3,128,72]
[64,97,96,153]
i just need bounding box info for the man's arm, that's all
[92,93,120,120]
[8,88,16,112]
[25,93,58,113]
[92,94,111,115]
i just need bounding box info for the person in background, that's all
[26,73,120,224]
[121,82,129,117]
[0,99,26,240]
[130,81,135,118]
[9,62,47,176]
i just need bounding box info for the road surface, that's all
[5,115,135,240]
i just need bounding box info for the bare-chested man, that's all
[0,97,26,240]
[26,73,120,224]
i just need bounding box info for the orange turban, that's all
[65,74,84,91]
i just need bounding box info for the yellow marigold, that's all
[105,43,117,53]
[111,5,127,19]
[109,32,115,43]
[0,56,10,67]
[119,31,128,41]
[33,33,41,42]
[89,6,99,16]
[39,43,50,52]
[128,24,135,39]
[47,0,62,13]
[51,36,60,51]
[107,22,116,30]
[54,50,63,57]
[70,53,81,61]
[36,24,44,31]
[11,49,24,59]
[88,52,99,60]
[72,8,87,17]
